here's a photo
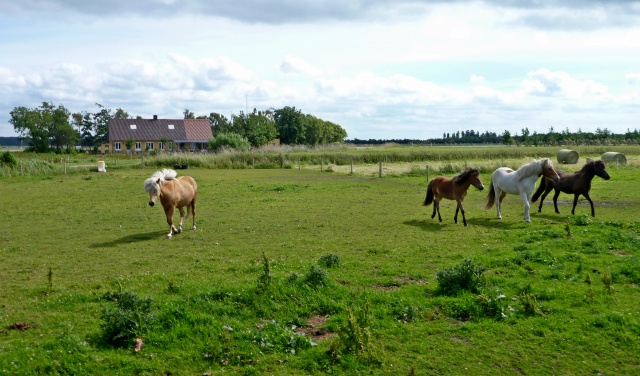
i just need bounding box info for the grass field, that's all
[1,151,639,375]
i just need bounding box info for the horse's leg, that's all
[521,192,531,223]
[583,192,595,217]
[553,190,561,214]
[537,185,552,213]
[456,199,467,226]
[177,207,185,233]
[496,190,506,219]
[190,200,197,230]
[430,199,437,220]
[435,199,443,222]
[165,207,177,239]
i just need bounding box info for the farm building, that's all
[104,116,212,154]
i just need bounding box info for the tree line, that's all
[8,102,347,153]
[349,126,640,146]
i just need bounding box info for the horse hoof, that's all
[192,226,196,230]
[167,235,172,239]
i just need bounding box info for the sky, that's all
[1,0,639,140]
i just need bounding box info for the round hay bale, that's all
[602,152,627,165]
[557,149,579,164]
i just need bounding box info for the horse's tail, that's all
[484,180,496,209]
[530,176,546,203]
[424,180,435,206]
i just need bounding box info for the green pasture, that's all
[1,158,639,374]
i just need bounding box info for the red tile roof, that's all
[108,118,212,142]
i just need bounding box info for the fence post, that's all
[378,161,382,178]
[426,165,429,182]
[350,159,353,174]
[321,157,323,172]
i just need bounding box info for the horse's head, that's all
[593,160,611,180]
[469,169,484,191]
[144,177,161,207]
[542,159,560,182]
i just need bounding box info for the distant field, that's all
[1,148,639,374]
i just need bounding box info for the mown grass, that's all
[1,155,639,375]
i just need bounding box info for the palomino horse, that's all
[424,168,484,226]
[144,169,198,239]
[531,159,610,217]
[485,158,559,222]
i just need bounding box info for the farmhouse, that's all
[104,116,212,153]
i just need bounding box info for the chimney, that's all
[153,115,158,120]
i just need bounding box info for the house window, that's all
[135,142,141,151]
[115,142,122,151]
[130,124,137,130]
[159,142,164,151]
[168,142,174,151]
[168,124,175,129]
[145,142,154,150]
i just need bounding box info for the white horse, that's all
[485,159,559,222]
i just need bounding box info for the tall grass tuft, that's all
[436,259,486,296]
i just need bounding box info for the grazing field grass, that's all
[1,159,639,375]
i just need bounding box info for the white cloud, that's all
[279,55,322,76]
[626,73,640,85]
[470,74,485,84]
[521,69,610,101]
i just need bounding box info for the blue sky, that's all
[1,0,639,140]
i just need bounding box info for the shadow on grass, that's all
[90,231,166,248]
[403,219,448,232]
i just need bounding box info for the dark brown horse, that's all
[144,169,198,238]
[424,168,484,226]
[531,160,610,217]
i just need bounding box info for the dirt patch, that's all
[374,284,400,291]
[7,322,35,331]
[296,315,335,343]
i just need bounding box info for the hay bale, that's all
[557,149,579,164]
[602,152,627,165]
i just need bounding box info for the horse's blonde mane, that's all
[144,169,178,193]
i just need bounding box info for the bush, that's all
[0,151,17,168]
[100,291,155,347]
[319,254,340,268]
[304,265,328,288]
[436,259,486,296]
[209,133,251,152]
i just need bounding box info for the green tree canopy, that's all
[10,102,78,152]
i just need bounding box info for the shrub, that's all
[100,291,155,347]
[209,133,251,152]
[436,259,485,296]
[304,265,328,288]
[0,151,17,168]
[319,254,340,268]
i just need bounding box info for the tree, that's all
[92,103,113,145]
[274,106,306,145]
[501,130,512,146]
[10,102,78,152]
[208,113,232,137]
[183,109,195,119]
[231,109,277,147]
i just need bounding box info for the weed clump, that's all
[100,291,155,347]
[436,259,485,296]
[305,265,329,288]
[319,253,340,268]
